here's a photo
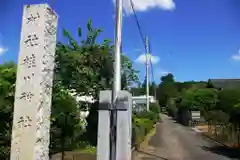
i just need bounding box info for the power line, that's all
[129,0,156,98]
[129,0,146,50]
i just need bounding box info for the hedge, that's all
[132,103,161,149]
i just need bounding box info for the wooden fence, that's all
[204,123,240,147]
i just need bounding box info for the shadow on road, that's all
[135,149,168,160]
[201,145,240,159]
[148,125,163,148]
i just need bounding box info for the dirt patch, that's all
[51,152,96,160]
[197,125,209,133]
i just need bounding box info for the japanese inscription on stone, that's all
[10,4,58,160]
[20,54,37,68]
[16,116,33,129]
[24,34,39,47]
[26,13,40,24]
[34,5,58,160]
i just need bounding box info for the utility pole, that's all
[112,0,123,159]
[148,38,157,102]
[145,36,150,111]
[98,1,131,160]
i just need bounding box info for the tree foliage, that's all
[217,89,240,114]
[0,62,16,159]
[157,73,178,107]
[180,88,218,111]
[156,73,240,128]
[55,20,139,98]
[50,84,80,155]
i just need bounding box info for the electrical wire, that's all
[129,0,146,49]
[129,0,157,97]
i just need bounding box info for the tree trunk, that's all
[61,116,67,160]
[61,133,65,160]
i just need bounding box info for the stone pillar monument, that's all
[10,4,58,160]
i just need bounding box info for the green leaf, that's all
[78,26,82,37]
[87,19,93,31]
[63,28,70,37]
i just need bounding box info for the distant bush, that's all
[166,98,178,118]
[217,89,240,114]
[149,103,160,114]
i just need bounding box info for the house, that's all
[132,95,156,112]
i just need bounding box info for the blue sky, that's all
[0,0,240,83]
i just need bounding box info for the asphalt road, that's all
[133,114,240,160]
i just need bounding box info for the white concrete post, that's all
[97,90,111,160]
[97,90,132,160]
[116,91,132,160]
[10,4,58,160]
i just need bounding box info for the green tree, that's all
[55,23,113,98]
[121,55,140,90]
[157,73,178,107]
[54,20,140,149]
[50,84,80,159]
[55,20,139,98]
[217,89,240,114]
[0,62,16,159]
[180,88,218,112]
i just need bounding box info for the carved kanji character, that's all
[21,54,36,68]
[26,13,40,24]
[24,34,39,47]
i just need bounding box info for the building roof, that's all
[132,95,155,99]
[132,95,156,104]
[209,79,240,89]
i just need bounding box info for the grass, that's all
[74,141,96,154]
[135,124,157,150]
[76,145,96,154]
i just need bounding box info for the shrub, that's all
[132,105,160,149]
[166,98,178,118]
[217,89,240,114]
[206,110,229,125]
[132,117,154,148]
[149,103,160,114]
[135,111,156,122]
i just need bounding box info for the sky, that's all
[0,0,240,83]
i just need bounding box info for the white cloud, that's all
[159,71,170,75]
[157,68,171,75]
[0,33,8,56]
[135,53,160,64]
[0,46,8,56]
[231,49,240,61]
[113,0,175,15]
